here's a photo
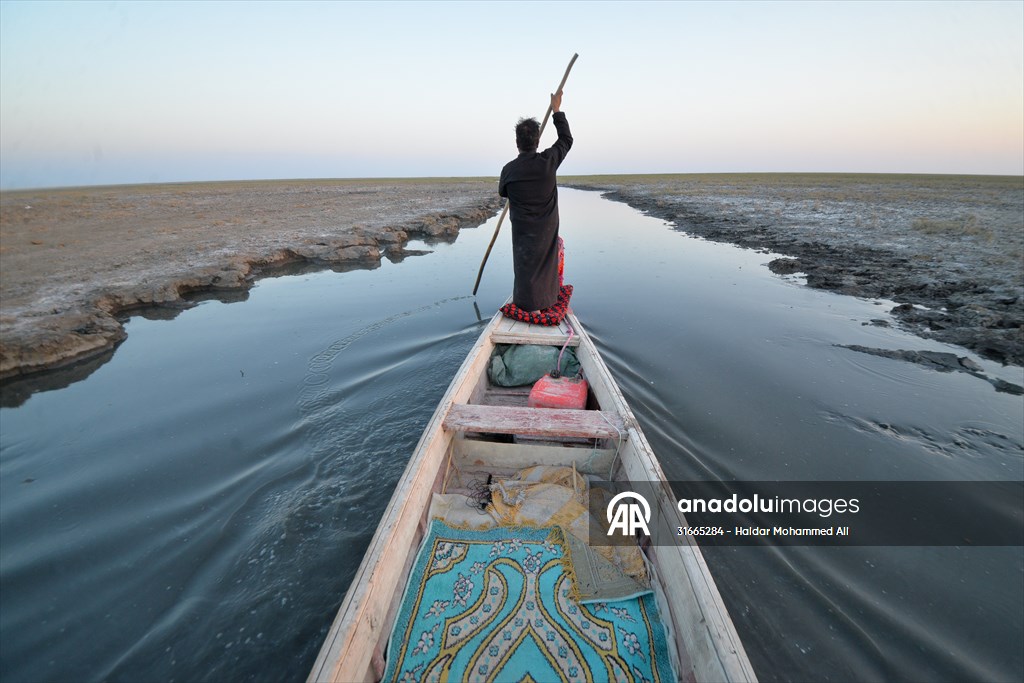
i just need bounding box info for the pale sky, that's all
[1,0,1021,189]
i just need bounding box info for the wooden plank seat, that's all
[443,403,624,440]
[491,316,581,347]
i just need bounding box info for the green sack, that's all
[488,344,581,387]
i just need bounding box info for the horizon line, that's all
[4,170,1023,193]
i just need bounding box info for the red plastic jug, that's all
[528,374,589,410]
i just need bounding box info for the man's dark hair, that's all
[515,117,541,152]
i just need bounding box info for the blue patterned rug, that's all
[383,520,674,682]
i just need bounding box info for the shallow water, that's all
[1,189,1022,682]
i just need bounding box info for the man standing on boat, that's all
[498,90,572,315]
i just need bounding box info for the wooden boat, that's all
[308,310,757,682]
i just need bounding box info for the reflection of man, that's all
[498,91,573,312]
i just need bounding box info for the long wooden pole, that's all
[472,53,578,296]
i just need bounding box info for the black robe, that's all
[498,112,573,311]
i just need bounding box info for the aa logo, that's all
[606,491,651,536]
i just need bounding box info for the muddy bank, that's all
[0,179,501,380]
[838,345,1023,395]
[566,174,1023,366]
[4,174,1020,384]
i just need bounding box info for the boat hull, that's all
[308,311,756,682]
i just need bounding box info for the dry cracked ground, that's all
[0,179,500,388]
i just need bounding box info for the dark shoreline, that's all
[565,174,1023,368]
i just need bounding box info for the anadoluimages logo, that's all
[606,491,651,536]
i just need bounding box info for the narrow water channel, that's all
[1,189,1021,682]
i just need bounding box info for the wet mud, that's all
[566,174,1023,367]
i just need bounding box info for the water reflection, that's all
[0,189,1021,683]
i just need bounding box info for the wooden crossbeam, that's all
[490,316,580,347]
[443,404,624,440]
